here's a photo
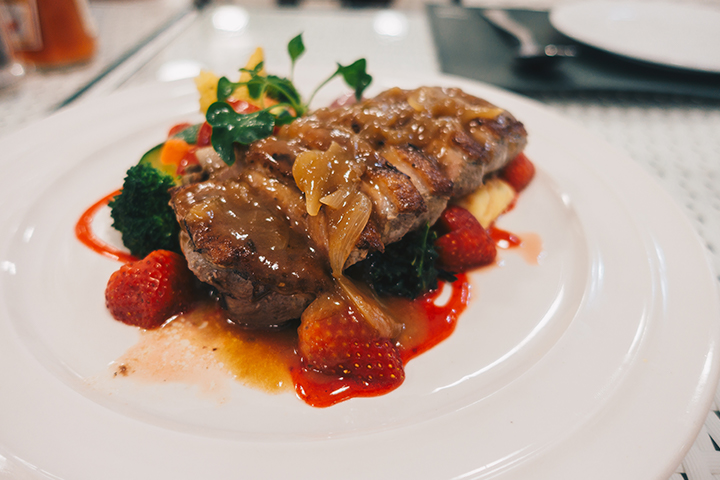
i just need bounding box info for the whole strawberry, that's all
[435,205,496,272]
[298,298,404,388]
[105,250,196,329]
[499,152,535,192]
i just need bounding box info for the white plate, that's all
[550,1,720,74]
[0,74,719,480]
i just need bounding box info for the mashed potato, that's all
[460,177,516,228]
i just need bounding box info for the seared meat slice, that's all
[180,232,320,328]
[283,86,526,249]
[171,86,527,327]
[171,171,332,328]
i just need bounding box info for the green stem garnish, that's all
[287,33,305,80]
[207,33,372,166]
[307,59,372,107]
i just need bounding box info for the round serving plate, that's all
[0,73,718,479]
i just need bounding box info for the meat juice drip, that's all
[291,276,470,408]
[187,303,299,392]
[114,300,299,395]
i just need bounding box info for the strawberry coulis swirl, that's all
[76,190,137,264]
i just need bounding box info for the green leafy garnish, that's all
[206,102,276,165]
[339,59,373,101]
[348,224,454,299]
[287,33,305,78]
[218,63,306,116]
[261,74,304,112]
[308,59,372,106]
[217,76,240,102]
[207,33,372,165]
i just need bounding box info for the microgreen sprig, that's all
[307,59,372,107]
[206,33,372,165]
[205,104,275,165]
[287,33,305,80]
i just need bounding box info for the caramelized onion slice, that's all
[337,276,402,339]
[293,149,325,216]
[328,191,372,275]
[407,87,503,121]
[320,186,351,209]
[461,106,504,122]
[292,142,361,217]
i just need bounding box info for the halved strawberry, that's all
[436,203,482,233]
[435,205,496,272]
[499,152,535,192]
[298,298,404,388]
[105,250,196,329]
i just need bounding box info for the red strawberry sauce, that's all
[75,190,137,263]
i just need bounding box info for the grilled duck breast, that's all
[170,86,527,328]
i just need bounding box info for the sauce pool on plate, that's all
[76,191,541,407]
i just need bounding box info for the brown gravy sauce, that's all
[112,301,298,396]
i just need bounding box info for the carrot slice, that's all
[160,138,192,168]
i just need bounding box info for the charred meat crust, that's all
[179,232,320,328]
[170,86,527,327]
[170,174,332,326]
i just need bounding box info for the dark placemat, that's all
[427,4,720,99]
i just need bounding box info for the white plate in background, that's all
[0,74,718,479]
[550,1,720,73]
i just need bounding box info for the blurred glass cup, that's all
[1,0,96,69]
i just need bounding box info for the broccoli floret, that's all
[348,224,455,299]
[109,163,181,259]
